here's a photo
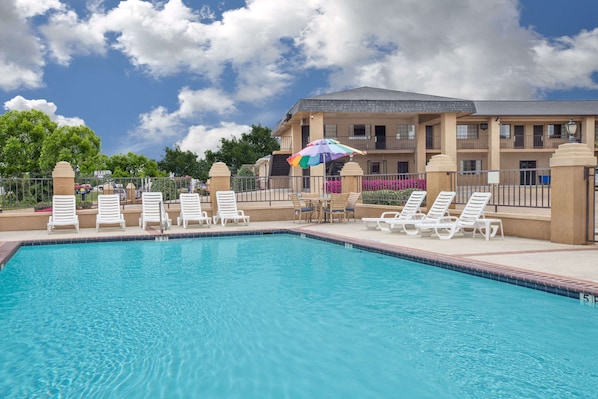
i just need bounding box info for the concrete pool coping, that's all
[1,220,597,300]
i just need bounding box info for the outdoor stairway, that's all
[270,154,291,176]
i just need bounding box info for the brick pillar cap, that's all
[425,154,457,172]
[209,162,231,177]
[550,143,597,167]
[340,161,364,176]
[52,161,75,178]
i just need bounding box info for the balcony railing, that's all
[457,136,488,149]
[332,135,416,151]
[501,136,568,149]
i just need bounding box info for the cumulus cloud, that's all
[0,0,45,90]
[4,95,85,126]
[177,122,251,156]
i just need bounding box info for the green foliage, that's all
[150,178,179,202]
[39,125,102,175]
[201,124,279,177]
[0,110,56,177]
[158,146,201,178]
[362,188,418,206]
[232,165,256,192]
[107,152,164,177]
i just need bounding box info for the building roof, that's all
[473,100,598,116]
[287,86,476,115]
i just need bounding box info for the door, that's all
[514,125,524,148]
[426,126,434,149]
[375,125,386,150]
[301,125,310,189]
[397,161,409,175]
[520,160,536,185]
[533,125,544,148]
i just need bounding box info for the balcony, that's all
[501,136,568,150]
[332,135,416,151]
[457,136,488,150]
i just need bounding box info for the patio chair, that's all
[400,191,456,235]
[139,192,171,230]
[96,194,125,231]
[345,192,361,222]
[47,195,79,233]
[177,193,211,228]
[290,193,314,223]
[423,192,494,240]
[322,193,349,223]
[213,191,250,226]
[362,190,427,230]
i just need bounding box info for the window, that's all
[548,124,563,138]
[324,124,337,138]
[457,124,479,139]
[460,160,482,173]
[499,124,511,139]
[349,124,370,139]
[396,124,415,139]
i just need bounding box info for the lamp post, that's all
[566,118,577,143]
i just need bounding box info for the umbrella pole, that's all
[323,153,326,197]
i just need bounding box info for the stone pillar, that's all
[440,113,457,164]
[310,113,325,194]
[488,117,501,170]
[208,162,231,213]
[549,143,597,244]
[340,162,364,194]
[425,154,457,208]
[415,119,427,173]
[126,183,136,203]
[52,161,75,196]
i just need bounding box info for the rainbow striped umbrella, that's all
[286,138,366,169]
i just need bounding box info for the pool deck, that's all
[1,220,597,299]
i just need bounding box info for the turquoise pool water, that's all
[0,234,597,398]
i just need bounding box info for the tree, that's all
[106,152,164,177]
[199,124,279,176]
[39,125,103,175]
[157,145,202,177]
[0,110,56,177]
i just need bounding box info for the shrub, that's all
[232,166,257,192]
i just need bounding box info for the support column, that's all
[415,119,427,173]
[340,162,364,194]
[52,161,75,196]
[208,162,231,214]
[488,117,501,170]
[581,116,595,148]
[425,154,457,208]
[440,113,457,164]
[310,113,325,194]
[549,143,597,244]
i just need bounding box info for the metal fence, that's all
[0,177,54,211]
[452,168,552,210]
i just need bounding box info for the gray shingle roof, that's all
[473,100,598,116]
[288,86,476,114]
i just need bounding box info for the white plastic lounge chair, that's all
[47,195,79,233]
[96,194,125,231]
[139,192,171,230]
[362,190,427,230]
[401,191,456,235]
[427,192,494,240]
[177,193,211,228]
[213,191,250,226]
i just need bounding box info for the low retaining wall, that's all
[0,203,551,240]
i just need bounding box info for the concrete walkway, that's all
[1,220,597,298]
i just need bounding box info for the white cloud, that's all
[0,0,45,90]
[4,95,85,126]
[14,0,64,18]
[177,87,237,118]
[177,122,251,157]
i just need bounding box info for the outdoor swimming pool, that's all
[0,234,597,398]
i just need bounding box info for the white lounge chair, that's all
[139,192,171,230]
[177,193,211,228]
[426,192,494,240]
[213,191,250,226]
[47,195,79,233]
[400,191,456,235]
[96,194,126,231]
[362,190,427,230]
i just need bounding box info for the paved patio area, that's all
[1,220,597,299]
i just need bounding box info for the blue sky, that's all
[1,0,598,161]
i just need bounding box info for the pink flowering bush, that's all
[325,178,426,194]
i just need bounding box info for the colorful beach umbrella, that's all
[287,139,366,195]
[287,138,366,169]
